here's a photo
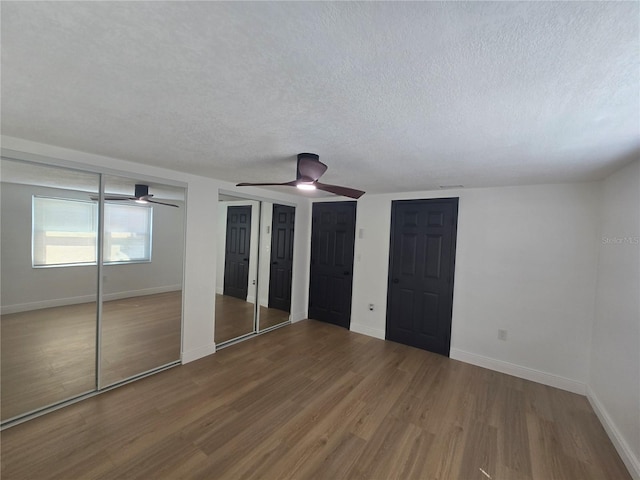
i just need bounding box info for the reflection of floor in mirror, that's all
[260,305,290,331]
[0,291,182,422]
[214,294,289,344]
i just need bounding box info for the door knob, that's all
[393,278,399,284]
[272,261,278,265]
[344,271,351,276]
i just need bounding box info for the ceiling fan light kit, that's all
[237,153,365,199]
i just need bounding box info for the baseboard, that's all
[350,322,385,340]
[181,342,216,364]
[587,386,640,480]
[1,285,182,315]
[104,285,181,302]
[449,348,586,395]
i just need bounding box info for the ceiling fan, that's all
[237,153,365,199]
[92,184,179,208]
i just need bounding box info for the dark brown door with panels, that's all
[269,204,295,312]
[386,198,458,356]
[224,205,252,301]
[308,202,357,329]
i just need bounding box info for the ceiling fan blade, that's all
[236,181,298,187]
[147,199,179,208]
[315,182,365,199]
[297,154,327,181]
[95,196,138,201]
[90,194,131,201]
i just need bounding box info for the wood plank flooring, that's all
[1,291,182,421]
[1,320,630,480]
[214,294,289,344]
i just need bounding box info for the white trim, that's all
[1,285,182,315]
[350,322,385,340]
[290,310,307,323]
[450,348,586,395]
[181,342,216,364]
[587,386,640,480]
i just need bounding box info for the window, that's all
[103,203,152,263]
[32,196,152,267]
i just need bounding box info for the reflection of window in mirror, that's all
[32,197,153,267]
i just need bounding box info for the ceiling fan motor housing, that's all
[296,153,322,182]
[134,184,150,198]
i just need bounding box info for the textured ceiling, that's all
[1,1,638,196]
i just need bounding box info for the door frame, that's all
[385,197,459,356]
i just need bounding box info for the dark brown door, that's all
[386,198,458,356]
[309,202,357,329]
[269,204,295,312]
[223,205,251,300]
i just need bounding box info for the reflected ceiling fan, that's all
[92,184,179,208]
[237,153,365,199]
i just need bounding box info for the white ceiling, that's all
[1,1,638,196]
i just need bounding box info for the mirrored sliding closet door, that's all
[214,194,295,346]
[257,202,294,332]
[0,158,186,424]
[1,159,99,421]
[99,175,185,388]
[214,194,260,344]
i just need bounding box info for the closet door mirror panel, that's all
[215,195,259,344]
[0,158,99,421]
[258,202,294,331]
[100,175,184,387]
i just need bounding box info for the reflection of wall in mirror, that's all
[216,200,259,303]
[0,182,184,314]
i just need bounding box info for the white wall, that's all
[588,159,640,479]
[1,136,311,364]
[350,183,601,393]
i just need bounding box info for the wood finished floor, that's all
[1,291,182,421]
[214,294,289,344]
[1,320,630,480]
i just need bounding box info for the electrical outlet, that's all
[498,329,508,341]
